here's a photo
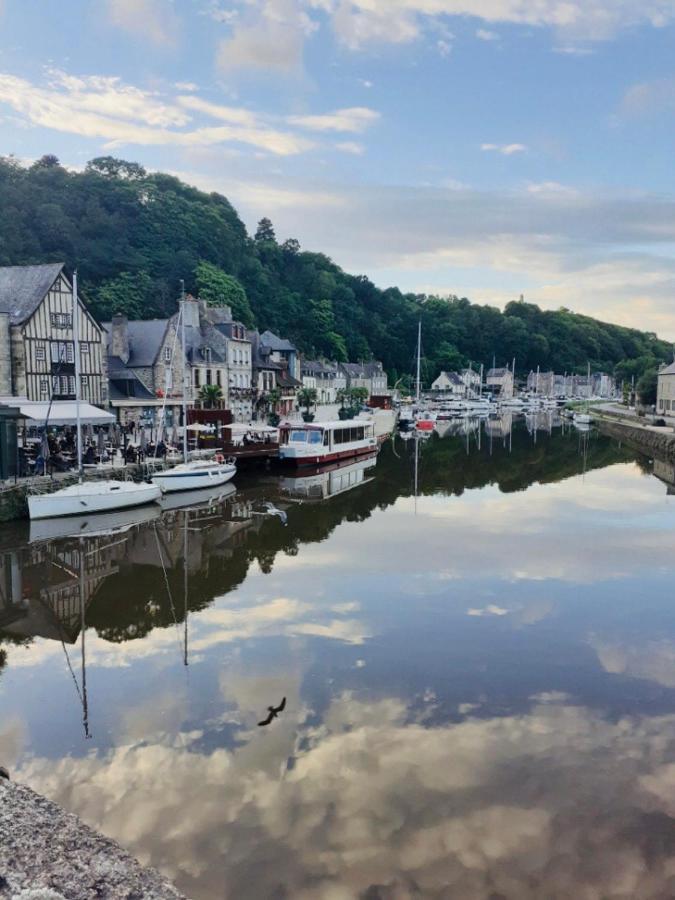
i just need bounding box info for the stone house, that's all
[430,371,465,396]
[657,362,675,415]
[461,368,481,397]
[301,360,347,404]
[249,329,301,418]
[486,367,514,399]
[339,361,388,398]
[0,263,106,405]
[104,297,233,426]
[207,308,253,422]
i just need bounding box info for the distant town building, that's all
[301,360,347,404]
[526,370,555,396]
[249,329,301,418]
[430,371,465,396]
[486,367,514,398]
[657,362,675,415]
[461,368,481,396]
[340,361,388,398]
[0,264,107,405]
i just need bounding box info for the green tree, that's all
[194,261,254,326]
[198,384,224,409]
[95,271,155,320]
[636,368,658,406]
[255,217,276,243]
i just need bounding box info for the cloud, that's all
[327,0,675,49]
[174,81,198,92]
[481,142,527,155]
[0,69,316,156]
[621,77,675,118]
[105,0,177,46]
[17,695,675,898]
[287,106,379,132]
[216,0,317,73]
[181,168,675,336]
[335,141,365,154]
[466,605,509,617]
[476,28,500,40]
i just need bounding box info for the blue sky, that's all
[2,1,675,337]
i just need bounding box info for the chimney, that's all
[181,297,200,329]
[111,314,130,364]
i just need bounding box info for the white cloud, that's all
[216,0,318,73]
[328,0,675,48]
[335,140,365,154]
[174,81,198,92]
[106,0,177,46]
[621,77,675,118]
[476,28,500,40]
[287,106,380,132]
[467,605,509,617]
[481,142,527,155]
[437,38,452,56]
[0,70,316,156]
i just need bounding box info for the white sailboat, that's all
[28,272,161,520]
[151,295,236,494]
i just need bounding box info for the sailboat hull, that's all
[28,480,161,520]
[151,461,236,493]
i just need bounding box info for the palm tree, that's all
[266,387,282,425]
[198,384,223,409]
[297,386,317,422]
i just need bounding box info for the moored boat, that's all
[28,479,160,520]
[279,419,377,466]
[152,458,236,493]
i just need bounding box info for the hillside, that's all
[0,154,670,386]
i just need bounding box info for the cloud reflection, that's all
[17,694,675,899]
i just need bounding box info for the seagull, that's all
[262,501,288,525]
[258,697,286,727]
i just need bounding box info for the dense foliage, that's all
[1,154,671,384]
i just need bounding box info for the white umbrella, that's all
[185,423,211,432]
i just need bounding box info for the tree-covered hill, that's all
[0,154,670,386]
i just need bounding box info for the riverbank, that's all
[594,406,675,461]
[0,776,186,899]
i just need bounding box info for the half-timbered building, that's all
[0,264,106,405]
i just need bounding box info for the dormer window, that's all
[164,346,172,363]
[201,346,211,362]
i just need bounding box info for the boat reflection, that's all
[278,453,378,501]
[29,501,162,544]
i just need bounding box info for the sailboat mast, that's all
[72,271,83,481]
[180,280,188,464]
[415,320,421,404]
[183,510,189,667]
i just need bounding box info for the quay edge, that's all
[0,776,187,899]
[594,411,675,461]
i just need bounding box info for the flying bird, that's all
[263,501,288,525]
[258,697,286,727]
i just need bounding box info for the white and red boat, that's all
[278,419,378,467]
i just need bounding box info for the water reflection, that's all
[3,421,675,898]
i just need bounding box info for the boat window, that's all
[289,430,307,442]
[308,431,322,444]
[323,431,330,446]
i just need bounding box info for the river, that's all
[2,419,675,899]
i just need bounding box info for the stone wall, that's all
[596,416,675,461]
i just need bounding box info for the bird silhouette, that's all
[262,501,288,525]
[258,697,286,726]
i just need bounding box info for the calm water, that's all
[3,420,675,899]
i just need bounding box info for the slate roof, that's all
[0,263,64,325]
[103,319,169,367]
[340,362,384,379]
[434,371,463,385]
[660,362,675,376]
[302,360,341,376]
[487,368,510,377]
[260,330,296,352]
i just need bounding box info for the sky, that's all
[1,1,675,338]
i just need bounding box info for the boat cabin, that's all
[279,419,377,466]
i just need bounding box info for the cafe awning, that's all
[10,400,115,427]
